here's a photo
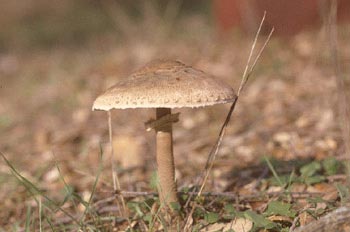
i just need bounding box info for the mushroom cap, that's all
[92,60,236,110]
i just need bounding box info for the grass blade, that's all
[264,156,284,187]
[0,151,81,226]
[25,205,32,232]
[80,150,103,224]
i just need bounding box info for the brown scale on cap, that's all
[93,59,236,212]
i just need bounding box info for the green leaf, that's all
[223,204,237,220]
[224,204,236,215]
[264,201,296,217]
[127,201,144,217]
[182,186,190,193]
[193,206,206,218]
[204,212,220,224]
[244,210,276,229]
[322,157,340,176]
[304,175,326,185]
[143,212,153,224]
[170,202,181,213]
[300,161,321,178]
[336,183,350,203]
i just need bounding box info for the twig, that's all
[293,207,350,232]
[326,174,347,182]
[289,215,300,232]
[190,190,322,200]
[94,190,324,205]
[183,203,196,232]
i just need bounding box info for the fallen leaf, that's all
[268,215,293,226]
[205,218,253,232]
[299,211,315,226]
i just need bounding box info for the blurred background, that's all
[0,0,211,50]
[214,0,350,35]
[2,0,350,50]
[0,0,350,230]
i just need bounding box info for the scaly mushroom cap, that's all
[93,60,236,110]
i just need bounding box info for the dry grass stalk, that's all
[197,12,274,196]
[183,13,273,228]
[183,15,273,229]
[107,111,127,217]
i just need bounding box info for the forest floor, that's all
[1,14,350,231]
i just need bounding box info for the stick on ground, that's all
[293,207,350,232]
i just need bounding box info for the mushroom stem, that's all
[155,108,179,208]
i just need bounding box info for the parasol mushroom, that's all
[92,59,236,209]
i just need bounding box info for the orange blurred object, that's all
[213,0,350,36]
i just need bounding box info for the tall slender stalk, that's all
[107,111,127,215]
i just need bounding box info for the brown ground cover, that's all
[0,2,349,230]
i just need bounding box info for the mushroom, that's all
[92,60,236,209]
